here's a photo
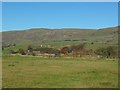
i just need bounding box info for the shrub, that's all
[27,45,33,52]
[34,47,60,55]
[10,50,18,54]
[32,53,36,56]
[95,46,117,58]
[18,49,26,55]
[91,42,94,44]
[60,47,72,55]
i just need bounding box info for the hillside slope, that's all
[2,27,118,44]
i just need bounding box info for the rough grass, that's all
[2,56,118,88]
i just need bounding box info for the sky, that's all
[2,2,118,31]
[2,0,120,2]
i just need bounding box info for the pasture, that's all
[2,56,118,88]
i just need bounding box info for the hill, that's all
[2,26,118,45]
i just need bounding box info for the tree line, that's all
[6,43,118,59]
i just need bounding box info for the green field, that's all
[3,56,118,88]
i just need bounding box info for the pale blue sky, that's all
[2,2,118,31]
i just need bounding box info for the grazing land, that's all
[3,56,118,88]
[2,26,118,88]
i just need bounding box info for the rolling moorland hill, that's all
[2,26,118,44]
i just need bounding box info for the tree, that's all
[27,45,33,54]
[91,42,94,44]
[2,47,4,50]
[60,47,72,56]
[18,49,26,55]
[70,43,86,57]
[13,44,16,46]
[95,46,117,58]
[34,47,60,57]
[10,50,18,54]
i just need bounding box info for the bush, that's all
[32,53,36,56]
[60,47,72,55]
[34,47,60,55]
[91,42,94,44]
[18,49,26,55]
[95,46,117,58]
[27,45,33,52]
[10,50,18,54]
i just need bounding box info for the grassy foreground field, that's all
[3,56,118,88]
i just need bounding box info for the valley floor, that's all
[2,56,118,88]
